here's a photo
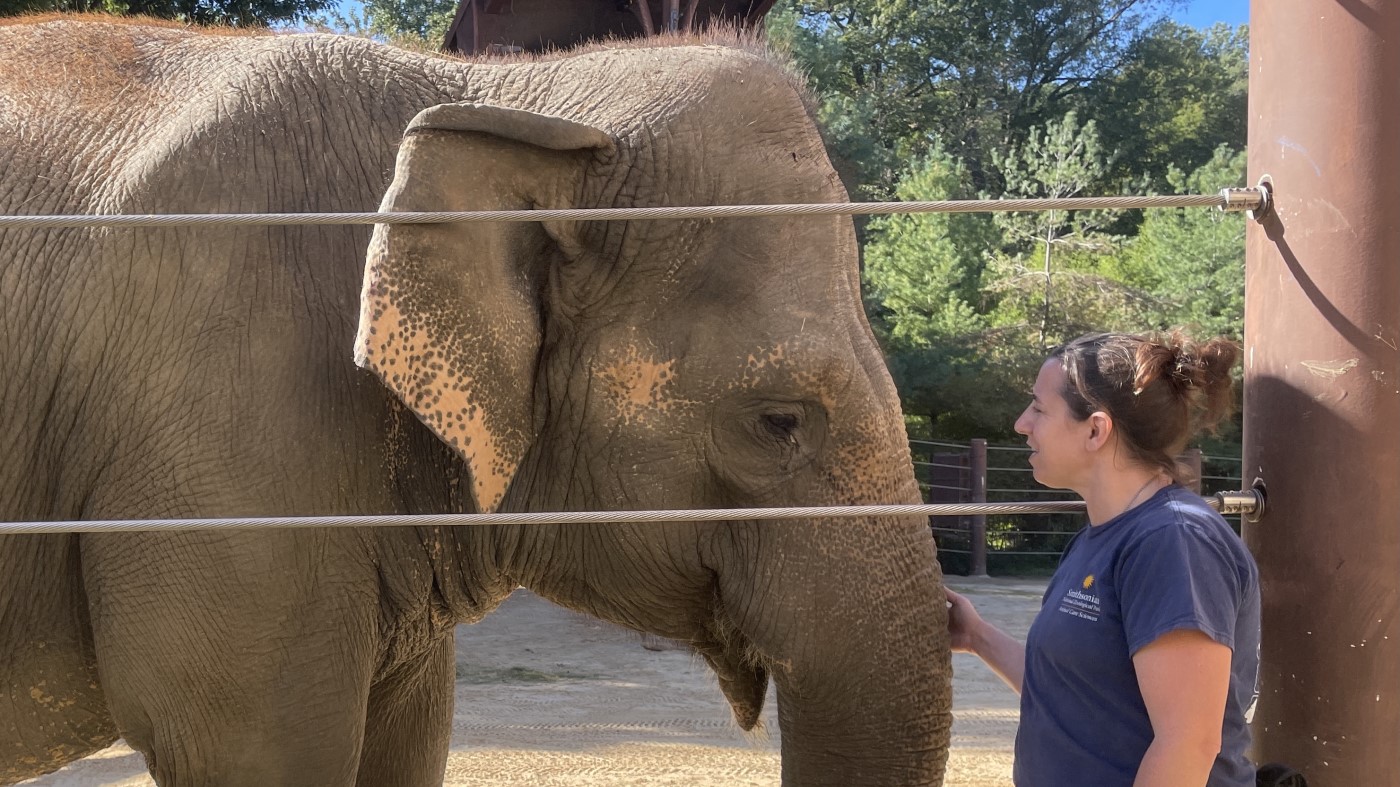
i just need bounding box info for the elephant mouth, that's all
[691,606,769,730]
[695,640,769,730]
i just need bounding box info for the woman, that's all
[948,331,1260,787]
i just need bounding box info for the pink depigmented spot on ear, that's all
[356,290,515,513]
[419,366,513,513]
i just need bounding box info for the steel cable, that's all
[0,495,1259,534]
[0,192,1256,229]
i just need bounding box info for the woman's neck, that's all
[1081,468,1170,526]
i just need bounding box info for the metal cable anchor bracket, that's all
[1212,482,1266,523]
[1218,177,1274,221]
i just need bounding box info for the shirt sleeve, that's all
[1115,518,1245,655]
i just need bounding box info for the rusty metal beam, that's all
[471,0,479,54]
[744,0,778,25]
[1244,2,1400,784]
[631,0,655,36]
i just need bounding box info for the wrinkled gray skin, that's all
[0,18,950,787]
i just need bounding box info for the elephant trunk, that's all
[724,515,952,786]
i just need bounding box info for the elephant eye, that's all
[760,412,800,442]
[708,400,827,490]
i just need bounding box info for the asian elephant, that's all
[0,16,951,787]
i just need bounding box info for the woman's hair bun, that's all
[1135,330,1239,431]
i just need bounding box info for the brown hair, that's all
[1052,330,1239,482]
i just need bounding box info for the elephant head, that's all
[355,64,951,785]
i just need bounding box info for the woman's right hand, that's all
[945,587,1027,693]
[945,588,985,654]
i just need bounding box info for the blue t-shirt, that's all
[1013,485,1260,787]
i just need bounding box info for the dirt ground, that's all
[20,577,1045,787]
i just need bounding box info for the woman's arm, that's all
[946,588,1026,694]
[1132,628,1233,787]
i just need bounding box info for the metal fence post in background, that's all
[969,439,988,577]
[920,442,936,505]
[1182,448,1203,494]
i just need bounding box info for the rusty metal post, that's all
[969,439,988,577]
[470,0,479,55]
[1245,2,1400,784]
[920,442,936,516]
[631,0,655,36]
[921,442,940,541]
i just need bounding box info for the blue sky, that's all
[1174,0,1249,28]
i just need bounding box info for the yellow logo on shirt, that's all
[1082,575,1095,589]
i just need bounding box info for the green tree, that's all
[2,0,330,25]
[361,0,454,43]
[1086,21,1248,190]
[766,0,1179,198]
[305,0,451,45]
[1122,145,1247,339]
[863,148,1004,435]
[989,111,1146,353]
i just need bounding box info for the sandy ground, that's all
[19,577,1044,787]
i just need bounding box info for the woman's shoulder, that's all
[1126,486,1258,575]
[1138,485,1234,533]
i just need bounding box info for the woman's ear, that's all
[354,103,614,513]
[1086,411,1115,452]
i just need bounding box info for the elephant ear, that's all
[355,103,615,512]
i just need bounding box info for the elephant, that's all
[0,16,951,787]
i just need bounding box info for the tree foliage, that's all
[766,0,1178,198]
[1,0,329,25]
[303,0,451,46]
[1123,146,1247,339]
[978,114,1153,435]
[863,148,1003,435]
[360,0,454,43]
[864,117,1153,439]
[1087,21,1249,189]
[990,111,1140,354]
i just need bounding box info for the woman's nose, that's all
[1013,409,1031,435]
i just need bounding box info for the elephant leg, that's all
[355,635,455,787]
[0,534,117,782]
[81,530,379,787]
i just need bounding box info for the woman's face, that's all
[1014,359,1095,490]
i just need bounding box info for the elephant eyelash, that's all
[760,413,801,443]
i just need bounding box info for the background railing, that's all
[912,439,1243,576]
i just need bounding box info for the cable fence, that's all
[0,190,1267,229]
[910,438,1243,576]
